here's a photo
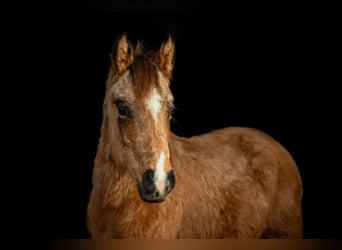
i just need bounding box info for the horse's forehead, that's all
[110,71,135,101]
[147,72,174,108]
[156,71,172,95]
[111,70,172,103]
[146,88,162,125]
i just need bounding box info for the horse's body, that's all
[86,33,303,238]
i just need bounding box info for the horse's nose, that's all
[140,169,175,202]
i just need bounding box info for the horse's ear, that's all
[111,32,134,76]
[155,35,175,79]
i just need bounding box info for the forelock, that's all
[130,51,158,101]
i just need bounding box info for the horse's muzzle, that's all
[139,169,175,202]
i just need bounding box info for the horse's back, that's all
[170,127,303,238]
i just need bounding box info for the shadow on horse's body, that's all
[86,33,303,238]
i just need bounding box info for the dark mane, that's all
[130,42,158,100]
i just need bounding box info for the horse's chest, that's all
[103,200,180,238]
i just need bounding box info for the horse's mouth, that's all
[138,184,169,202]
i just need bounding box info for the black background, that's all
[4,1,341,238]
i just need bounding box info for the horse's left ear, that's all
[155,35,175,79]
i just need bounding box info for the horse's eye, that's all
[167,106,174,117]
[116,101,131,117]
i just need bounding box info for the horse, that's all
[86,32,303,238]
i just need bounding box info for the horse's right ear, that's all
[111,32,134,76]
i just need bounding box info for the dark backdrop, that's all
[4,1,341,239]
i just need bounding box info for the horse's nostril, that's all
[142,169,155,192]
[167,169,176,190]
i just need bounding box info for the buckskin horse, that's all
[86,33,303,238]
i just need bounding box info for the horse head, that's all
[105,33,176,202]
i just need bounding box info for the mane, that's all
[129,41,159,100]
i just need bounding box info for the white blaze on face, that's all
[147,88,161,126]
[154,152,167,192]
